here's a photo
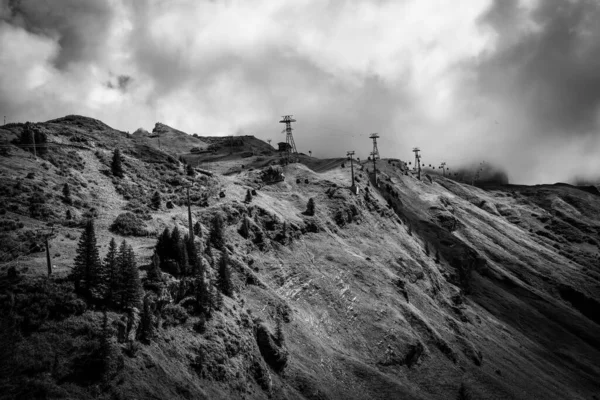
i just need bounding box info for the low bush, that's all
[109,212,148,236]
[162,304,189,327]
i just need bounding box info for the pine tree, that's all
[100,309,113,379]
[115,240,129,309]
[151,191,161,210]
[122,244,142,310]
[177,237,190,276]
[72,219,102,300]
[205,242,213,266]
[193,221,202,237]
[186,235,200,275]
[111,148,124,178]
[65,209,72,220]
[195,260,209,316]
[155,227,171,268]
[214,286,224,311]
[139,294,156,343]
[239,216,251,239]
[281,221,288,243]
[62,183,72,204]
[306,198,315,216]
[209,213,225,250]
[146,251,163,283]
[170,227,181,261]
[217,252,233,297]
[104,238,118,307]
[245,189,253,203]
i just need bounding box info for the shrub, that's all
[162,304,189,327]
[62,183,72,204]
[109,212,147,236]
[151,191,161,210]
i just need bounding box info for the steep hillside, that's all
[0,117,599,400]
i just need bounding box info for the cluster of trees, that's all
[71,220,142,311]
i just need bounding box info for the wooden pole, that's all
[187,187,193,239]
[45,236,52,277]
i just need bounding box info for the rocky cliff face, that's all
[0,116,599,400]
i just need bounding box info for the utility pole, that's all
[187,186,193,240]
[279,115,298,161]
[347,151,356,192]
[412,147,421,180]
[44,227,54,277]
[31,126,37,159]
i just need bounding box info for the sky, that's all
[1,0,600,184]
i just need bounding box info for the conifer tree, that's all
[62,183,72,204]
[151,191,161,210]
[115,240,129,309]
[121,243,143,310]
[245,189,253,203]
[186,235,199,275]
[281,221,288,243]
[205,242,213,266]
[139,294,156,343]
[100,309,113,380]
[193,221,202,237]
[209,213,225,250]
[146,251,163,283]
[66,209,72,220]
[104,238,118,307]
[111,148,124,178]
[72,219,102,300]
[214,285,224,311]
[186,163,194,176]
[195,260,209,316]
[239,216,251,239]
[170,226,181,260]
[155,227,171,268]
[306,198,315,216]
[217,251,233,297]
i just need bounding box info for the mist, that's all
[2,0,600,184]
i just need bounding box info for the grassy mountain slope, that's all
[0,117,599,400]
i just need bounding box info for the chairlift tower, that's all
[279,115,298,160]
[369,133,380,160]
[439,162,447,177]
[412,147,421,180]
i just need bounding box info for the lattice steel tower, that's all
[369,133,380,160]
[279,115,297,157]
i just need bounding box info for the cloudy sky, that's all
[1,0,600,184]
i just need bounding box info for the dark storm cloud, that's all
[477,0,600,136]
[2,0,115,68]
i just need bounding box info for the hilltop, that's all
[0,116,599,400]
